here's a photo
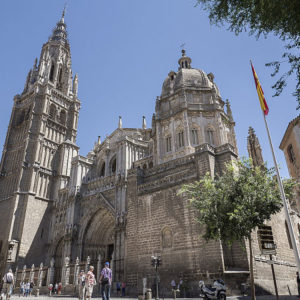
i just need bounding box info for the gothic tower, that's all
[0,10,80,275]
[247,126,264,167]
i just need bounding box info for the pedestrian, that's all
[19,282,24,297]
[78,270,86,300]
[57,282,62,295]
[99,262,112,300]
[121,281,126,297]
[48,283,53,296]
[116,281,121,297]
[2,269,14,300]
[25,282,30,297]
[29,282,34,297]
[171,279,176,290]
[54,283,58,294]
[297,272,300,297]
[85,266,96,300]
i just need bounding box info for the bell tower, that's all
[0,10,80,275]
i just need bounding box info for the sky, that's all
[0,0,298,179]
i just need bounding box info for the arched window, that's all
[100,162,105,177]
[57,67,63,90]
[287,144,296,164]
[206,128,214,145]
[177,131,184,148]
[191,128,199,145]
[285,221,293,249]
[60,110,66,125]
[49,104,56,120]
[110,157,117,174]
[49,63,55,82]
[166,136,172,153]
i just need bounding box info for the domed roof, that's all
[161,50,219,98]
[161,68,213,97]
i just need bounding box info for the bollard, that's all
[146,289,152,300]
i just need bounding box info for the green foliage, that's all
[195,0,300,108]
[179,158,296,244]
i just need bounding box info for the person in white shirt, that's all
[2,269,14,300]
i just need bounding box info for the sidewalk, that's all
[6,295,300,300]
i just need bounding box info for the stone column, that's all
[38,263,43,287]
[14,267,18,286]
[85,256,90,273]
[97,254,102,282]
[63,257,70,286]
[30,264,35,283]
[21,265,26,283]
[74,257,80,286]
[46,258,55,285]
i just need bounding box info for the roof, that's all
[279,115,300,149]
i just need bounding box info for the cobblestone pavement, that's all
[4,295,300,300]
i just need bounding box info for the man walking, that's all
[2,269,14,300]
[99,262,112,300]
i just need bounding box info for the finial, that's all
[33,58,38,70]
[181,49,186,57]
[61,3,67,22]
[248,126,255,135]
[142,116,146,130]
[118,116,122,129]
[225,99,233,121]
[98,136,101,145]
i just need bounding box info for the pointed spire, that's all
[49,8,69,47]
[225,99,233,121]
[98,136,101,145]
[73,73,78,96]
[118,116,122,129]
[142,116,146,130]
[33,58,38,70]
[178,49,192,70]
[247,126,264,167]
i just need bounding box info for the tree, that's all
[179,158,296,300]
[195,0,300,108]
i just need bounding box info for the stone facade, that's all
[0,12,299,297]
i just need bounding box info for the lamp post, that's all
[151,255,162,300]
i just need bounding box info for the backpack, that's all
[6,274,13,284]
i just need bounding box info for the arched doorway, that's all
[82,207,115,280]
[53,238,64,284]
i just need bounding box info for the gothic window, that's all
[149,162,153,168]
[206,128,215,145]
[110,157,117,175]
[287,144,296,164]
[60,110,66,125]
[100,162,105,177]
[49,104,56,120]
[57,67,63,90]
[49,63,55,82]
[162,227,173,248]
[177,131,184,148]
[166,136,172,153]
[285,221,293,249]
[191,128,199,145]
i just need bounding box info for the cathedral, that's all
[0,11,299,296]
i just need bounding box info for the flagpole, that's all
[263,112,300,276]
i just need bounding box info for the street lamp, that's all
[151,255,161,300]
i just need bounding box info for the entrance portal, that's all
[82,207,115,278]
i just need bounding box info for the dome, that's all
[161,68,213,98]
[161,50,218,98]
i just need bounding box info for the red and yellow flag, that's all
[250,61,269,115]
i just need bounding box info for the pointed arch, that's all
[49,63,55,82]
[205,125,215,146]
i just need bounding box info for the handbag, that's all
[101,277,109,285]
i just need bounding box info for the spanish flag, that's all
[250,61,269,115]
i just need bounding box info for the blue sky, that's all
[0,0,297,178]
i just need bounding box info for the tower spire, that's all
[247,126,264,167]
[49,7,69,47]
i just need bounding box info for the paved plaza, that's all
[4,295,300,300]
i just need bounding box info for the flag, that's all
[250,61,269,115]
